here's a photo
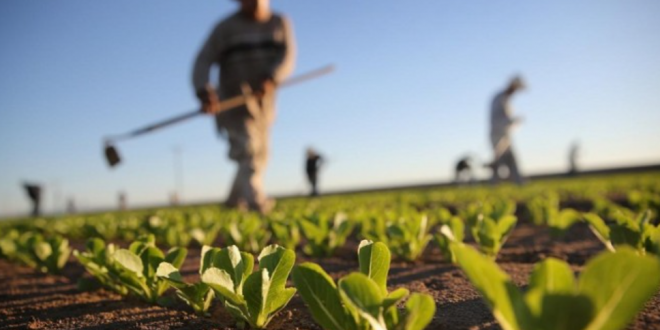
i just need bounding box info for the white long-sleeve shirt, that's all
[489,91,516,149]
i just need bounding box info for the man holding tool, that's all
[192,0,295,213]
[488,76,526,185]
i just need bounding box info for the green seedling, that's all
[299,212,355,257]
[435,217,465,263]
[528,193,581,236]
[225,214,272,253]
[74,237,129,294]
[270,219,301,251]
[156,245,222,315]
[386,215,433,262]
[583,210,660,255]
[111,235,188,304]
[201,244,296,329]
[293,240,435,330]
[2,231,71,274]
[470,214,517,259]
[452,242,660,330]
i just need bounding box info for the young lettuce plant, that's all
[462,199,516,229]
[386,215,433,261]
[224,214,272,253]
[74,237,129,294]
[3,231,71,274]
[299,212,355,257]
[434,217,464,263]
[583,210,660,255]
[201,244,296,329]
[470,214,517,259]
[528,193,581,236]
[189,222,223,247]
[112,235,188,304]
[269,219,301,251]
[292,240,436,330]
[156,245,219,315]
[451,242,660,330]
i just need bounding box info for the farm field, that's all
[1,172,660,330]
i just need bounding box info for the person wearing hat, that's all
[192,0,296,213]
[488,76,526,185]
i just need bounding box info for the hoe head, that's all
[104,142,121,168]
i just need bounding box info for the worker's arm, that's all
[268,16,296,85]
[192,23,224,114]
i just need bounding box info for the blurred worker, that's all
[67,198,76,214]
[192,0,296,213]
[306,148,323,196]
[118,192,127,211]
[568,141,580,175]
[454,156,474,185]
[22,182,42,217]
[488,76,526,185]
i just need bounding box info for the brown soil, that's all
[1,221,659,330]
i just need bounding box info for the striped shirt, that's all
[192,12,296,100]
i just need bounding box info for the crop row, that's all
[0,174,659,329]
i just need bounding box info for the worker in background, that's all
[488,76,526,185]
[454,156,474,185]
[118,192,127,211]
[306,148,323,196]
[569,141,580,175]
[192,0,296,213]
[22,182,42,217]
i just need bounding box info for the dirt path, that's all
[1,222,659,330]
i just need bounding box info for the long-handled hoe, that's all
[103,65,334,168]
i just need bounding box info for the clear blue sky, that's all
[1,0,659,216]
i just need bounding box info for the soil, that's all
[1,220,659,330]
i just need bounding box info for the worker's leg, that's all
[490,157,504,184]
[225,167,242,208]
[223,120,252,209]
[240,94,276,213]
[502,148,523,185]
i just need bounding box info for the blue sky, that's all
[1,0,659,216]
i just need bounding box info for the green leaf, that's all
[140,246,164,280]
[452,243,529,330]
[86,238,106,257]
[531,294,593,330]
[527,258,575,295]
[524,258,580,326]
[497,215,517,242]
[202,267,244,306]
[200,245,222,274]
[610,224,642,251]
[215,246,253,293]
[244,269,271,327]
[579,248,660,330]
[382,287,409,310]
[165,247,187,269]
[338,273,386,330]
[258,245,295,290]
[258,245,296,314]
[583,213,614,252]
[292,263,351,330]
[34,242,52,261]
[402,293,436,330]
[114,249,144,276]
[358,240,391,295]
[268,287,297,317]
[156,262,186,289]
